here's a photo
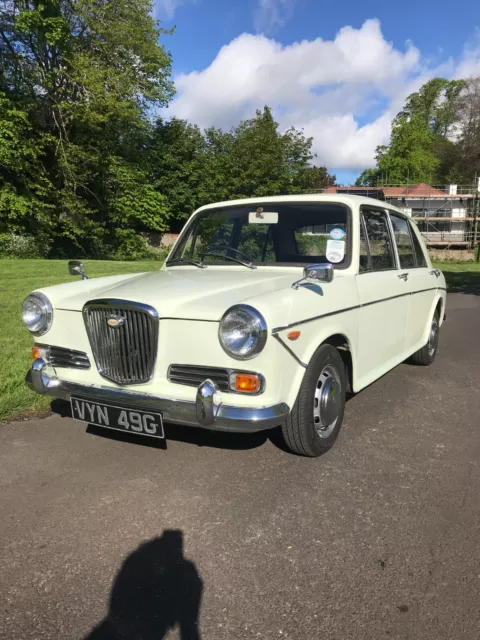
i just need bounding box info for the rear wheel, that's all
[282,344,346,457]
[409,311,440,366]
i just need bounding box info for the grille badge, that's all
[107,315,125,328]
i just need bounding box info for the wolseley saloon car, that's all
[23,195,446,456]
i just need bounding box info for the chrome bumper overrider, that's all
[26,359,289,433]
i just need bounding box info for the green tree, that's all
[200,126,235,204]
[227,106,289,198]
[282,125,335,192]
[0,0,173,256]
[146,108,334,227]
[147,118,207,229]
[356,78,467,186]
[0,92,54,241]
[222,106,333,199]
[452,77,480,182]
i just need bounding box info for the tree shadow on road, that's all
[86,530,203,640]
[443,270,480,295]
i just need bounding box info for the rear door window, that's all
[361,209,396,271]
[359,216,370,273]
[409,222,428,267]
[390,213,416,269]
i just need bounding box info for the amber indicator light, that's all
[235,374,260,393]
[32,346,43,359]
[287,330,301,341]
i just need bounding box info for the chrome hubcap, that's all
[428,318,439,356]
[313,365,342,438]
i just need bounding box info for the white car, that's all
[23,195,446,456]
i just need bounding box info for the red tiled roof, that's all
[323,183,452,197]
[322,186,383,193]
[383,183,447,197]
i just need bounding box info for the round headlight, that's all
[219,305,267,360]
[22,293,53,335]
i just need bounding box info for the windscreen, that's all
[168,202,351,268]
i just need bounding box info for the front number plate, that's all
[70,397,164,439]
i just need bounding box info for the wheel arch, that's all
[435,295,444,324]
[321,333,354,394]
[421,293,446,345]
[276,313,360,410]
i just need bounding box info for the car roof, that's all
[195,194,409,218]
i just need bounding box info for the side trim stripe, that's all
[272,286,441,334]
[272,304,360,334]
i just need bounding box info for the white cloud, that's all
[168,19,480,172]
[455,33,480,79]
[155,0,188,19]
[297,113,392,170]
[254,0,296,34]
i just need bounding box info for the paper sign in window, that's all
[326,239,345,263]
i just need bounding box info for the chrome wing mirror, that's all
[68,260,88,280]
[292,264,333,290]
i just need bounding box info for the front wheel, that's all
[409,311,440,366]
[282,344,346,457]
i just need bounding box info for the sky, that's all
[154,0,480,185]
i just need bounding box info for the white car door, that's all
[389,214,438,352]
[355,206,410,386]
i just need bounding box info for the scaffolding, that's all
[320,181,480,250]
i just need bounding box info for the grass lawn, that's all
[433,261,480,292]
[0,259,161,422]
[1,258,479,422]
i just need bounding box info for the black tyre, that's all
[282,344,346,457]
[409,310,440,366]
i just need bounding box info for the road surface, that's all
[1,293,480,639]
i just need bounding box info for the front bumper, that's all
[26,359,289,433]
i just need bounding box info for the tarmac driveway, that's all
[1,292,479,639]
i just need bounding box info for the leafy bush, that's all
[110,229,167,261]
[0,234,50,258]
[141,245,169,262]
[428,249,475,263]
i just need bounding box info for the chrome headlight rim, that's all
[22,292,53,336]
[219,304,268,361]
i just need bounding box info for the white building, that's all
[323,182,478,248]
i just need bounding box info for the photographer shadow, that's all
[87,530,202,640]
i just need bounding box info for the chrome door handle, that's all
[398,273,409,281]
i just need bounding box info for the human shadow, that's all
[86,530,203,640]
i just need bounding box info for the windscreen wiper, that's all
[200,248,256,269]
[166,259,206,269]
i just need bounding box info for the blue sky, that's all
[155,0,480,184]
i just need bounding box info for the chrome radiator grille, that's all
[83,300,158,385]
[168,365,231,392]
[49,346,90,370]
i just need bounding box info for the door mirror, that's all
[68,260,88,280]
[304,264,334,283]
[292,263,334,289]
